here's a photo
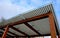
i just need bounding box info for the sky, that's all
[0,0,60,27]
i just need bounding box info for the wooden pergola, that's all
[0,4,59,38]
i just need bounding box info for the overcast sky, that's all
[0,0,60,28]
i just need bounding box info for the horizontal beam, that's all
[10,12,49,26]
[1,11,50,28]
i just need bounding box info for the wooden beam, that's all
[48,12,57,38]
[7,34,13,37]
[8,30,20,36]
[11,27,29,36]
[11,12,48,26]
[24,22,41,35]
[1,28,21,36]
[2,26,9,38]
[1,11,49,28]
[0,31,13,37]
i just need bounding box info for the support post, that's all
[49,12,57,38]
[2,26,9,38]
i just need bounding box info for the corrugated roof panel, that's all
[7,32,15,36]
[14,24,38,35]
[28,18,50,34]
[9,28,25,36]
[22,4,52,19]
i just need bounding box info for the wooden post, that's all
[2,26,9,38]
[48,12,57,38]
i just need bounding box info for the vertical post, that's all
[2,26,9,38]
[48,12,57,38]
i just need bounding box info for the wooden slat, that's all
[24,22,41,35]
[11,27,29,36]
[2,26,9,38]
[48,12,57,38]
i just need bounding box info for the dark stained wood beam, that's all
[24,22,41,35]
[11,27,29,36]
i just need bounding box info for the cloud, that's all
[0,0,36,19]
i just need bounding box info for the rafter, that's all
[24,22,41,35]
[8,31,19,36]
[1,28,20,36]
[11,27,29,36]
[0,30,14,37]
